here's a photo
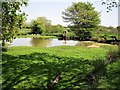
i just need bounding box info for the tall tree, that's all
[30,17,51,35]
[1,1,28,47]
[62,2,100,40]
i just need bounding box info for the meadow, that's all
[2,44,120,89]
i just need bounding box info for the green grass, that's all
[2,45,119,89]
[4,45,116,60]
[16,35,57,38]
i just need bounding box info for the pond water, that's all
[7,38,79,47]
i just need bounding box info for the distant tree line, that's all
[23,17,65,36]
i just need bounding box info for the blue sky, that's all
[21,0,118,27]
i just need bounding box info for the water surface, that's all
[7,38,79,47]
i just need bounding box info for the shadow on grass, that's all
[2,52,120,89]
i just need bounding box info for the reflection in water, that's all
[7,38,31,46]
[9,38,79,47]
[30,38,51,47]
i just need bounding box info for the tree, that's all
[51,24,64,33]
[1,1,28,47]
[36,17,52,35]
[107,26,118,34]
[31,20,45,34]
[30,17,51,35]
[101,0,120,12]
[62,2,100,40]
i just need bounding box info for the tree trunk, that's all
[2,40,5,47]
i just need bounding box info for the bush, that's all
[2,47,8,52]
[106,50,120,63]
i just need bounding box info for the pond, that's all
[7,38,79,47]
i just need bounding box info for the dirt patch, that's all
[76,41,113,48]
[87,44,100,48]
[87,42,112,48]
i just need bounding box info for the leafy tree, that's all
[51,24,64,33]
[31,20,45,34]
[62,2,100,40]
[36,17,52,35]
[117,26,120,54]
[31,17,51,35]
[1,1,28,47]
[93,26,117,35]
[117,26,120,30]
[107,26,118,34]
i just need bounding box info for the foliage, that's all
[18,29,31,35]
[92,26,119,42]
[4,45,115,59]
[2,45,118,89]
[30,17,52,35]
[101,0,119,12]
[106,50,120,63]
[16,35,56,38]
[107,26,118,34]
[67,31,76,37]
[117,26,120,30]
[31,20,45,34]
[50,24,64,33]
[106,60,120,88]
[62,2,100,40]
[1,1,28,46]
[2,52,93,89]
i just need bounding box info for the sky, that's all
[21,0,118,27]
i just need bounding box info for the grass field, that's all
[2,45,120,89]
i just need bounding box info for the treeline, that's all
[20,18,119,42]
[20,17,65,37]
[92,26,119,44]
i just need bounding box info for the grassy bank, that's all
[4,45,117,60]
[17,28,57,38]
[16,35,57,38]
[2,45,120,89]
